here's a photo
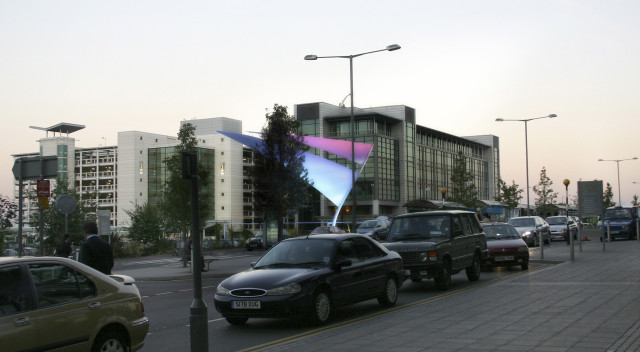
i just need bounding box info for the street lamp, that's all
[305,44,401,231]
[495,114,556,216]
[598,157,638,205]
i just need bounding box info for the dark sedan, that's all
[482,223,530,270]
[214,234,404,325]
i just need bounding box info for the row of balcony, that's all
[81,185,115,193]
[75,157,116,166]
[77,171,115,179]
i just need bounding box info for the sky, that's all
[2,0,639,206]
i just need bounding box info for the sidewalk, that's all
[260,239,640,352]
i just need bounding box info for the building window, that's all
[140,136,142,140]
[221,151,224,156]
[221,179,224,183]
[221,193,224,196]
[140,150,142,154]
[139,162,144,175]
[221,206,224,210]
[221,138,224,142]
[140,178,142,182]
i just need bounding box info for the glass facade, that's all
[148,146,216,220]
[296,103,496,219]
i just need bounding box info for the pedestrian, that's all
[57,234,72,258]
[78,221,114,275]
[482,213,492,223]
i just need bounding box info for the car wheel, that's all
[308,289,331,325]
[91,331,128,352]
[226,316,248,325]
[521,263,529,270]
[465,253,481,282]
[377,277,398,307]
[434,259,451,291]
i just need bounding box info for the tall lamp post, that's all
[496,114,556,216]
[305,44,401,231]
[598,157,638,205]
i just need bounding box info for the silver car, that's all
[0,256,149,351]
[507,216,551,247]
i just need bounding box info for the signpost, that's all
[12,156,58,257]
[578,181,604,251]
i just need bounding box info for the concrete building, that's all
[295,102,500,220]
[12,103,501,237]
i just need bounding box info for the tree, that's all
[449,151,478,208]
[159,123,211,264]
[603,182,616,208]
[252,104,311,241]
[532,167,558,216]
[495,179,523,217]
[28,178,97,252]
[0,194,18,252]
[125,202,164,247]
[632,195,639,206]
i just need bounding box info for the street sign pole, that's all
[12,156,58,257]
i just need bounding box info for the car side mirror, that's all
[250,261,256,268]
[332,259,352,272]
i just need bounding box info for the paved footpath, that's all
[259,239,640,352]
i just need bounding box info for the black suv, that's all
[381,210,488,291]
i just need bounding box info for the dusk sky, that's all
[2,1,639,206]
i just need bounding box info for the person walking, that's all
[78,221,114,275]
[56,234,72,258]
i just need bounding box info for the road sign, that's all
[12,156,58,180]
[37,180,50,197]
[578,181,603,216]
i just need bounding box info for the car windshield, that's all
[508,218,535,227]
[604,208,633,220]
[253,239,335,268]
[482,225,521,240]
[386,215,450,242]
[546,217,567,225]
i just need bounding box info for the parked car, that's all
[245,232,265,251]
[545,216,579,242]
[0,256,149,351]
[2,249,17,257]
[507,216,551,247]
[602,206,638,240]
[356,217,391,240]
[381,210,488,291]
[310,225,345,235]
[214,234,404,325]
[481,222,529,270]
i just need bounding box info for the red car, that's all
[481,223,530,270]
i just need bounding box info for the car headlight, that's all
[216,284,231,296]
[419,252,428,262]
[522,231,532,237]
[622,225,630,230]
[518,247,529,252]
[266,283,301,296]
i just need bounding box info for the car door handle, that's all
[13,317,30,327]
[88,302,101,310]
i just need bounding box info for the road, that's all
[117,250,553,352]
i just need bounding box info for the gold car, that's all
[0,256,149,351]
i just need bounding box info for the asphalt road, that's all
[128,251,552,352]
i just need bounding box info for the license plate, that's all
[609,231,619,235]
[232,301,261,309]
[495,256,514,262]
